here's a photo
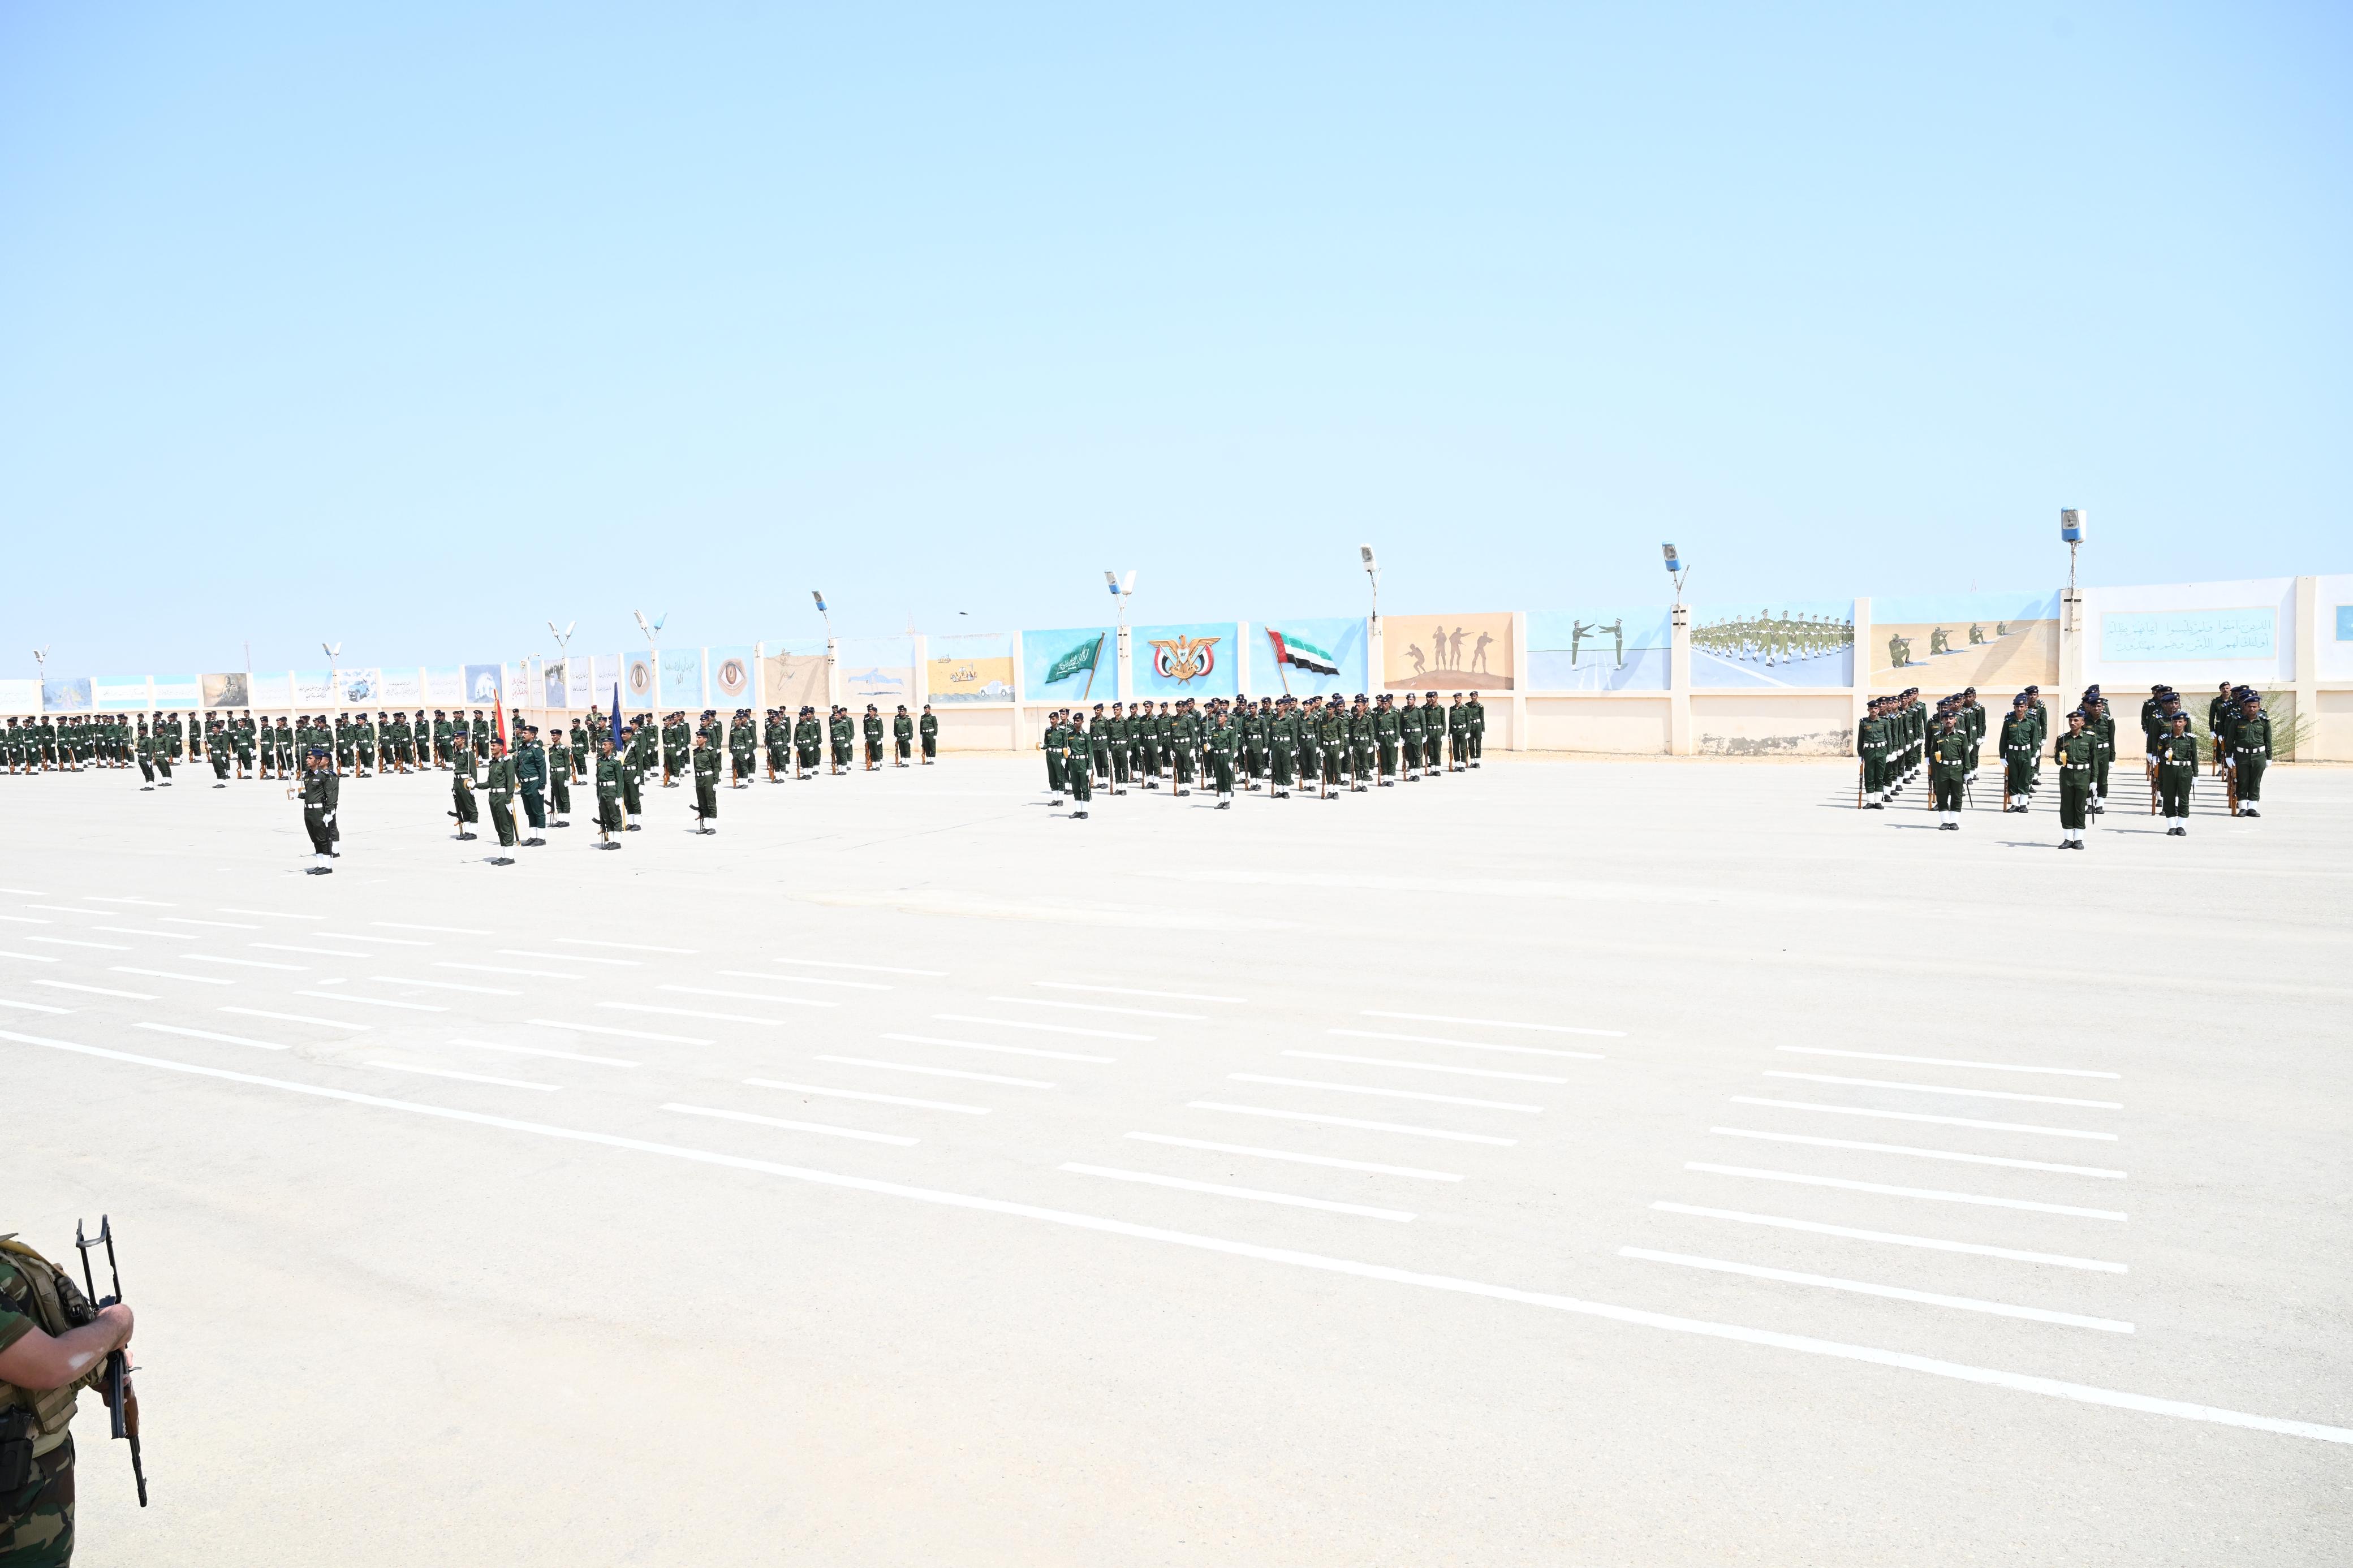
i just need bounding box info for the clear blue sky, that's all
[3,2,2346,676]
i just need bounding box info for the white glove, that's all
[323,813,335,823]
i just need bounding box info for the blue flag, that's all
[609,684,623,749]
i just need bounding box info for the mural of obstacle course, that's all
[1688,600,1854,688]
[1871,591,2058,693]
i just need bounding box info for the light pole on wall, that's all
[548,620,575,710]
[1360,545,1380,630]
[1105,569,1136,685]
[322,642,342,711]
[633,610,666,715]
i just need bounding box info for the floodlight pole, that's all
[812,591,837,704]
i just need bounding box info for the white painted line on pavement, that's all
[437,962,581,979]
[0,916,48,925]
[94,927,194,940]
[0,888,48,896]
[600,1002,782,1027]
[87,897,172,905]
[816,1055,1055,1089]
[1191,1102,1518,1146]
[1686,1164,2127,1221]
[1362,1009,1624,1038]
[136,1022,285,1052]
[1731,1098,2116,1142]
[0,951,61,964]
[882,1032,1114,1064]
[373,921,491,934]
[721,970,883,992]
[1126,1132,1462,1182]
[528,1018,712,1044]
[1063,1163,1415,1222]
[368,975,520,995]
[663,1103,915,1146]
[1649,1204,2128,1273]
[505,948,637,965]
[31,938,131,951]
[15,1032,2337,1446]
[1231,1075,1542,1113]
[661,985,833,1009]
[221,907,322,920]
[115,966,231,985]
[1710,1128,2126,1178]
[1775,1046,2120,1080]
[161,917,262,930]
[934,1013,1152,1042]
[772,958,941,977]
[451,1038,637,1068]
[0,997,72,1014]
[988,995,1204,1021]
[296,991,442,1012]
[253,943,371,958]
[28,906,115,917]
[185,955,305,971]
[1036,982,1246,1004]
[222,1008,369,1030]
[1620,1248,2135,1333]
[32,980,151,998]
[1762,1072,2123,1111]
[365,1060,559,1091]
[311,931,432,946]
[1284,1051,1567,1084]
[745,1078,989,1115]
[561,938,697,954]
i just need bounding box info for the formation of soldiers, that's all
[1858,679,2280,843]
[1036,691,1484,817]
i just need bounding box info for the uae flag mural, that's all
[1265,627,1340,677]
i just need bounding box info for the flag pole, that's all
[1080,633,1103,699]
[1268,628,1292,696]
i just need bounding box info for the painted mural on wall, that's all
[1689,601,1854,688]
[1023,627,1115,702]
[202,672,250,709]
[1249,617,1367,697]
[1384,611,1511,691]
[709,645,756,705]
[1871,591,2058,692]
[762,643,830,708]
[838,637,917,703]
[1527,609,1670,691]
[1135,623,1239,701]
[927,632,1017,704]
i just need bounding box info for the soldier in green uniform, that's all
[661,711,687,788]
[825,707,850,774]
[620,723,647,828]
[729,711,756,786]
[1267,697,1298,799]
[795,706,822,778]
[1465,692,1486,766]
[1038,709,1063,802]
[208,720,232,786]
[1373,694,1401,785]
[301,745,339,867]
[919,705,939,765]
[762,709,787,780]
[1,1228,140,1567]
[1135,703,1161,786]
[482,738,520,861]
[692,731,721,833]
[1856,697,1887,808]
[1316,697,1346,799]
[430,710,453,768]
[133,724,157,790]
[514,727,549,844]
[1929,709,1969,829]
[149,723,172,787]
[2052,709,2096,849]
[593,738,624,848]
[2206,682,2235,777]
[2155,711,2197,834]
[859,705,882,770]
[1206,712,1238,807]
[1960,687,1985,779]
[568,719,589,778]
[1065,713,1094,817]
[2229,692,2271,817]
[2078,687,2114,814]
[1999,694,2036,812]
[1398,693,1425,781]
[1081,705,1107,787]
[893,705,915,768]
[450,741,480,840]
[544,728,572,826]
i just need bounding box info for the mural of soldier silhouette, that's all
[1869,592,2058,693]
[1386,611,1511,691]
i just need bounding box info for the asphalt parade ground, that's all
[6,753,2348,1565]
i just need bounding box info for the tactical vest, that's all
[0,1238,96,1452]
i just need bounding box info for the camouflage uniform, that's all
[2,1241,106,1567]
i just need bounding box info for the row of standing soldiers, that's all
[1042,692,1485,816]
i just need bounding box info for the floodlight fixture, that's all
[2060,507,2088,595]
[1662,542,1691,603]
[1360,545,1381,628]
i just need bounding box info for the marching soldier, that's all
[2229,692,2271,817]
[1929,708,1968,830]
[483,738,520,862]
[450,741,480,840]
[692,731,721,833]
[919,704,939,765]
[301,745,339,869]
[2053,709,2096,849]
[208,720,232,787]
[2155,711,2197,833]
[593,737,624,849]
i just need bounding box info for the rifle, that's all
[73,1217,147,1506]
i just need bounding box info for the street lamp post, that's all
[1105,569,1136,698]
[1360,546,1380,630]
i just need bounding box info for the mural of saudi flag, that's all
[1022,627,1113,698]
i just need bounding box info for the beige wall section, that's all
[2313,690,2353,763]
[1691,693,1854,757]
[934,706,1021,751]
[1524,696,1669,754]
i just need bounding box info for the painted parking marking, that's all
[1063,1163,1415,1223]
[1619,1248,2134,1333]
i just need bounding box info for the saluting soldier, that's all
[2053,708,2097,849]
[2155,711,2197,833]
[692,731,721,833]
[919,704,939,765]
